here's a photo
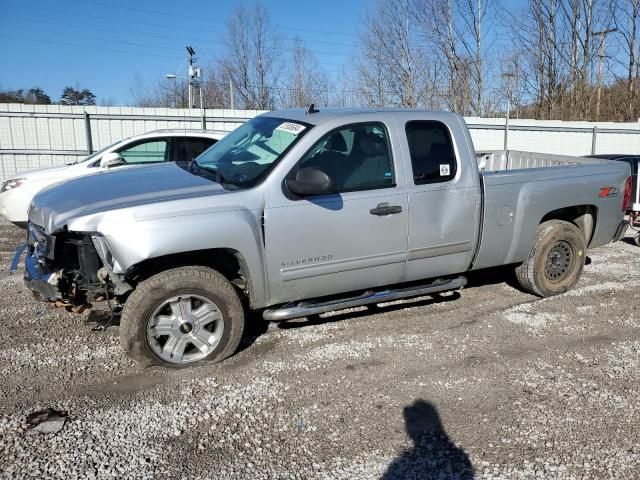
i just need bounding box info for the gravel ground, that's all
[0,217,638,479]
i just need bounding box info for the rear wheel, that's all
[515,220,586,297]
[119,266,245,367]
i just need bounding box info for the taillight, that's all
[622,176,632,211]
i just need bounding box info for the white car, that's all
[0,129,224,227]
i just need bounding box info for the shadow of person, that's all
[381,400,474,480]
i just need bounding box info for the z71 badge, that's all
[599,186,618,198]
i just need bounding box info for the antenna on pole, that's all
[186,46,196,110]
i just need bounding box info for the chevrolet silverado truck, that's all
[18,108,632,367]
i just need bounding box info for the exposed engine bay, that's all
[19,222,131,311]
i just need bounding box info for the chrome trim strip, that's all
[408,241,472,261]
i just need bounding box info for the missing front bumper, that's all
[23,253,63,301]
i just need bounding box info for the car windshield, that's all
[67,140,123,165]
[191,116,309,189]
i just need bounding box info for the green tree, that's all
[60,86,96,105]
[23,88,51,104]
[0,87,52,104]
[0,88,24,103]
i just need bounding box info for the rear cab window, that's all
[405,121,457,184]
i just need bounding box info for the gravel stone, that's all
[0,218,638,478]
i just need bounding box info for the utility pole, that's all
[476,0,482,117]
[229,78,235,110]
[514,59,521,119]
[166,49,200,110]
[186,46,196,110]
[592,29,617,120]
[502,72,515,151]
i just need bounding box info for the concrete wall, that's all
[1,103,639,181]
[466,116,640,157]
[0,104,264,181]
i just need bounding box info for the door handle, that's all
[370,203,403,215]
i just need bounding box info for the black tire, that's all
[119,266,245,367]
[515,220,586,297]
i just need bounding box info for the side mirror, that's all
[100,152,125,168]
[286,167,335,196]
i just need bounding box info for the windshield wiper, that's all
[190,160,225,184]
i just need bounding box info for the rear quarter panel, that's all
[472,162,630,270]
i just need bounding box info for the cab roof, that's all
[261,107,458,126]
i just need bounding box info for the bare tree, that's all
[200,63,231,108]
[562,0,582,115]
[284,36,330,108]
[221,1,282,110]
[611,0,640,119]
[505,0,626,120]
[330,66,359,107]
[356,0,432,108]
[130,74,187,108]
[414,0,473,113]
[497,53,527,118]
[123,0,640,121]
[355,39,389,107]
[454,0,497,115]
[506,0,567,118]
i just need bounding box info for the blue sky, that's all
[0,0,370,104]
[0,0,522,105]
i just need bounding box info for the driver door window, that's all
[296,123,395,192]
[118,140,168,164]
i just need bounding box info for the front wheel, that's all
[515,220,586,297]
[119,266,245,367]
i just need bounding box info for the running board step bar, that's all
[262,276,467,321]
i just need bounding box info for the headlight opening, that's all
[0,178,26,193]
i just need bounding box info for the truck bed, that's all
[476,150,608,172]
[471,150,630,271]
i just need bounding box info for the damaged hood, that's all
[29,162,228,233]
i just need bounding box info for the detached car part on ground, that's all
[16,108,632,367]
[0,130,223,227]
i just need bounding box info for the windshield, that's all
[191,116,309,189]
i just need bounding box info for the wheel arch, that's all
[539,205,598,246]
[514,218,587,297]
[124,248,259,307]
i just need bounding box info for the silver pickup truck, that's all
[19,108,631,367]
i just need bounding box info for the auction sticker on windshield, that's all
[276,122,306,135]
